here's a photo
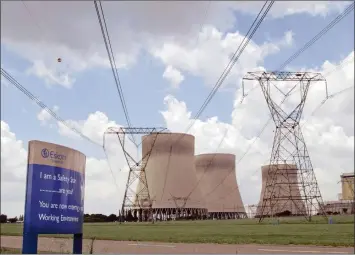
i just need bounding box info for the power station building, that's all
[141,133,207,220]
[319,172,354,215]
[195,153,246,219]
[255,164,307,217]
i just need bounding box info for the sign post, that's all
[22,140,86,254]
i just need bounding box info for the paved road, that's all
[1,236,354,254]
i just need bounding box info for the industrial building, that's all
[195,153,246,219]
[141,133,207,220]
[319,172,354,215]
[320,200,354,215]
[255,164,307,217]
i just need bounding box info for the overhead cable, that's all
[184,1,274,134]
[277,2,354,71]
[94,0,136,145]
[202,7,355,198]
[210,84,354,204]
[1,68,121,191]
[170,0,274,149]
[160,0,274,201]
[1,68,100,146]
[200,57,354,201]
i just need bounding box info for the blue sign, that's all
[22,140,86,254]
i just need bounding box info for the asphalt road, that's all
[1,236,354,254]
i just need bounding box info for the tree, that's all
[19,215,24,221]
[107,214,117,222]
[8,217,18,223]
[0,214,7,223]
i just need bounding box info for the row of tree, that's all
[84,214,118,222]
[0,214,23,223]
[0,214,118,223]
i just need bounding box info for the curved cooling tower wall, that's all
[341,173,354,200]
[195,153,246,213]
[256,164,307,217]
[142,133,206,209]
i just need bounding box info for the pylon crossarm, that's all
[243,71,326,82]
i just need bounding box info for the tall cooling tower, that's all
[142,133,207,220]
[195,153,247,219]
[256,164,307,217]
[341,173,354,201]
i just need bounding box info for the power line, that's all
[168,0,274,155]
[21,1,45,35]
[226,9,355,185]
[186,1,274,132]
[199,57,354,202]
[210,85,354,204]
[171,1,274,148]
[191,2,354,176]
[277,2,354,71]
[1,68,122,192]
[160,1,274,201]
[1,68,99,146]
[94,0,136,145]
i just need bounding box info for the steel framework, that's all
[103,127,170,220]
[242,71,328,222]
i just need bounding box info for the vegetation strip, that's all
[1,216,353,247]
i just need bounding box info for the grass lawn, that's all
[1,215,354,247]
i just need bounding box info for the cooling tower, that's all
[195,153,247,219]
[341,173,354,201]
[256,164,307,217]
[141,133,207,219]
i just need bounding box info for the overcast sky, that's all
[1,1,354,217]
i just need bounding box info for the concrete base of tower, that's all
[119,208,209,222]
[208,212,248,220]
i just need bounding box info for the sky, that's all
[1,1,354,217]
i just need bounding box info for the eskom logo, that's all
[41,148,49,158]
[41,148,67,161]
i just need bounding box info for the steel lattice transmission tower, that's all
[104,127,170,221]
[242,71,328,222]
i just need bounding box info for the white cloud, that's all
[1,1,353,217]
[160,51,354,206]
[1,121,28,217]
[226,1,352,19]
[2,48,353,218]
[3,48,353,216]
[1,1,346,87]
[37,105,59,125]
[150,27,294,88]
[1,78,10,87]
[162,65,185,88]
[0,120,127,217]
[26,61,75,88]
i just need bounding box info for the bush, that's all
[0,214,7,223]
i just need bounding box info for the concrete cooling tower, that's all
[141,133,207,220]
[341,173,354,201]
[256,164,307,217]
[195,153,247,219]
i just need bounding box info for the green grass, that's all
[1,215,354,247]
